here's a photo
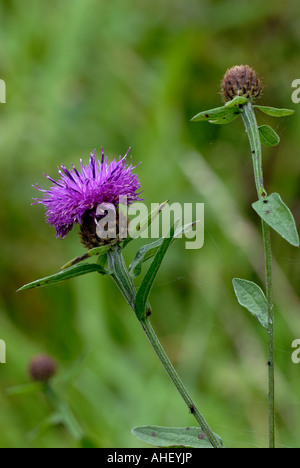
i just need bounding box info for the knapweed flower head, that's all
[221,65,262,103]
[34,148,142,248]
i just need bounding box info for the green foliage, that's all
[232,279,268,329]
[131,425,223,448]
[254,106,295,117]
[17,263,109,292]
[252,193,299,247]
[0,0,299,449]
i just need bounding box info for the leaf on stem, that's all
[134,224,175,320]
[129,222,199,278]
[253,105,294,117]
[252,193,299,247]
[123,200,169,248]
[190,105,239,123]
[17,263,110,292]
[131,425,223,448]
[258,125,280,146]
[232,278,268,329]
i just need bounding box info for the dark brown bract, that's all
[221,65,262,102]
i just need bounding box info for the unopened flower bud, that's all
[221,65,262,102]
[29,354,57,382]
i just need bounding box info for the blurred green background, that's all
[0,0,299,448]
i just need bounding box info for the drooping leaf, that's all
[6,382,45,396]
[28,413,63,441]
[131,425,223,448]
[252,193,299,247]
[253,105,294,117]
[17,263,110,292]
[232,278,268,329]
[190,105,237,122]
[134,224,175,320]
[209,112,240,125]
[258,125,280,146]
[225,96,249,107]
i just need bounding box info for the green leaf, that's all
[190,105,238,122]
[28,413,63,440]
[232,278,268,329]
[17,263,110,292]
[225,96,249,107]
[129,222,199,278]
[60,245,110,270]
[123,200,169,248]
[252,193,299,247]
[254,105,295,117]
[209,112,240,125]
[258,125,280,146]
[134,224,175,320]
[129,239,163,278]
[131,425,223,448]
[6,382,45,396]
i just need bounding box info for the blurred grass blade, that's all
[254,105,294,117]
[252,193,299,247]
[258,125,280,146]
[60,245,110,270]
[129,221,198,278]
[132,425,223,448]
[134,224,176,320]
[129,239,165,278]
[190,106,237,122]
[232,278,268,329]
[28,413,63,441]
[6,382,45,396]
[17,263,109,292]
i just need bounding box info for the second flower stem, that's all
[242,102,275,448]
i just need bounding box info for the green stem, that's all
[241,102,275,448]
[44,383,84,442]
[107,246,222,448]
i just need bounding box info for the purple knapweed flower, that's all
[34,148,142,247]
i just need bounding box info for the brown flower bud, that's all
[29,354,57,382]
[221,65,262,102]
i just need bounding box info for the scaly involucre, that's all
[34,148,142,238]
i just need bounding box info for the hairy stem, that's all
[107,246,222,448]
[241,102,275,448]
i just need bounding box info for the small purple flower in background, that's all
[34,148,142,248]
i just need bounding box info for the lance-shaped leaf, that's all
[190,105,238,122]
[60,245,110,270]
[258,125,280,146]
[122,200,169,249]
[134,224,176,320]
[253,105,294,117]
[129,221,199,278]
[17,263,109,292]
[232,278,268,329]
[131,425,223,449]
[252,193,299,247]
